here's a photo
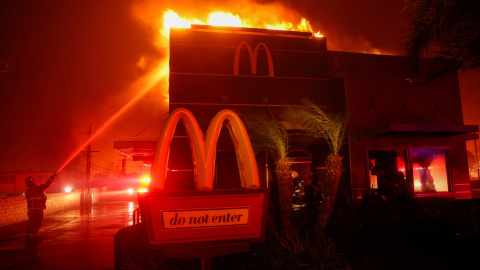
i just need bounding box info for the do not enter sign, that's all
[163,208,250,229]
[141,190,267,246]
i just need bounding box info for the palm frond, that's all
[404,0,480,72]
[247,115,289,161]
[285,102,348,156]
[245,114,293,233]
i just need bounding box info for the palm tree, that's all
[247,115,293,234]
[286,102,348,238]
[404,0,480,74]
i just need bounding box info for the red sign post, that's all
[139,108,269,259]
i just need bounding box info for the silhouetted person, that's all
[305,172,323,231]
[392,171,413,198]
[25,173,57,242]
[372,166,396,197]
[418,159,436,193]
[306,172,323,207]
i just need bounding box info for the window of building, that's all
[367,148,450,197]
[411,149,450,193]
[0,175,15,184]
[368,149,408,196]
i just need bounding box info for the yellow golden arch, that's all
[233,41,274,77]
[150,108,260,191]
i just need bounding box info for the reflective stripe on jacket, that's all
[26,196,47,210]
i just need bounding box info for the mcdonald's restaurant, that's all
[114,25,478,207]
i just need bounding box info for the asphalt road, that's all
[0,197,137,270]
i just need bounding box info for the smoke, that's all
[0,0,165,172]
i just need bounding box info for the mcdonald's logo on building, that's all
[233,41,274,77]
[141,109,268,252]
[150,108,260,191]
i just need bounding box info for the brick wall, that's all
[0,195,28,226]
[0,191,82,227]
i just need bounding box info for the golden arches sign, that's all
[150,108,260,191]
[233,41,274,77]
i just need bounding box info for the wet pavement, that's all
[2,194,480,270]
[0,198,137,270]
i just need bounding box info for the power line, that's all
[134,112,168,138]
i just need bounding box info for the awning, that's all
[113,140,157,162]
[365,124,479,137]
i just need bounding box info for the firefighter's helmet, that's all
[25,176,35,186]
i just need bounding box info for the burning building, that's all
[115,24,478,205]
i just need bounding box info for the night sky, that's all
[1,0,479,175]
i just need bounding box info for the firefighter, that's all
[25,173,57,242]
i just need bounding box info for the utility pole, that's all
[87,124,92,193]
[82,123,99,208]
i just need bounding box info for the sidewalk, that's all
[0,200,137,269]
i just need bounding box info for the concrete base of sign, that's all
[162,243,250,258]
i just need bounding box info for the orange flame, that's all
[154,9,321,102]
[162,9,323,37]
[127,6,324,124]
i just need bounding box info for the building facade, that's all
[115,25,478,205]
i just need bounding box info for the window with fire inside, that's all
[368,148,450,198]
